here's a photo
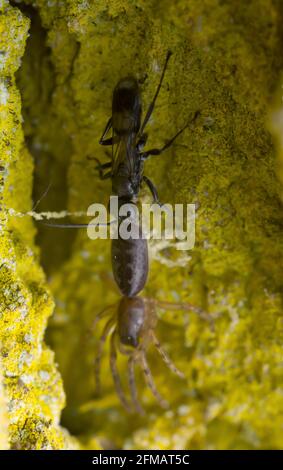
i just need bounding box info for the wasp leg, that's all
[87,156,111,167]
[136,133,148,152]
[98,170,112,180]
[110,330,132,412]
[141,124,188,160]
[142,175,161,205]
[98,161,112,170]
[139,353,168,408]
[99,117,112,144]
[100,135,120,146]
[139,51,172,135]
[100,137,114,146]
[150,331,185,379]
[141,111,200,160]
[98,164,112,179]
[99,117,120,146]
[90,157,112,180]
[94,317,116,395]
[128,355,144,415]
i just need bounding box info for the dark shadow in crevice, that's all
[13,2,77,275]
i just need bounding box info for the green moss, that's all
[2,0,283,450]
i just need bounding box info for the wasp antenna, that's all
[139,49,173,135]
[41,222,90,228]
[187,110,201,127]
[32,181,52,211]
[41,220,116,228]
[166,50,173,60]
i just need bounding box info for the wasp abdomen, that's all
[111,234,148,297]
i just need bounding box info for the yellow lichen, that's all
[0,360,9,450]
[2,0,283,450]
[0,1,77,450]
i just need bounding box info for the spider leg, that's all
[155,300,214,331]
[150,331,185,379]
[128,355,144,415]
[118,342,132,356]
[139,352,168,409]
[89,304,116,335]
[110,330,132,412]
[94,317,116,395]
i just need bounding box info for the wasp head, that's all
[112,77,142,134]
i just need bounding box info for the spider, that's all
[92,296,213,414]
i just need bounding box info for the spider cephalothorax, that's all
[92,296,212,414]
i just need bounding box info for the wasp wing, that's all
[112,134,136,177]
